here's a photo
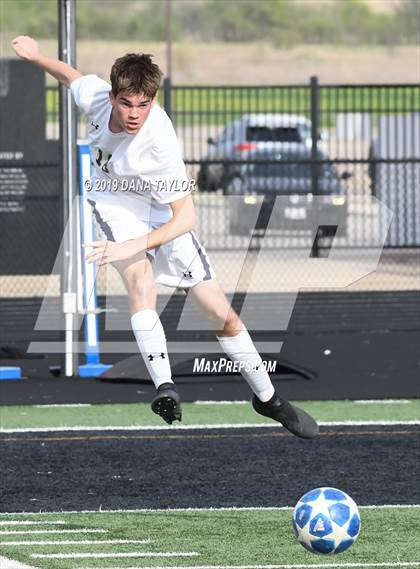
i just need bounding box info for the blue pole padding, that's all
[79,362,112,378]
[77,144,112,378]
[0,367,22,380]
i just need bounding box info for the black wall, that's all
[0,59,61,275]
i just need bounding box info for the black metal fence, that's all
[164,78,420,249]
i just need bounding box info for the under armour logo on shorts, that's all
[183,270,193,278]
[148,353,166,361]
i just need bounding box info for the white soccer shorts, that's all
[86,195,216,288]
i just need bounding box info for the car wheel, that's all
[197,164,210,191]
[198,163,222,193]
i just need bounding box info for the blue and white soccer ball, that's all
[292,487,361,554]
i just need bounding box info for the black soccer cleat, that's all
[151,382,182,425]
[252,393,319,439]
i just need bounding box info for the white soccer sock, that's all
[216,329,275,402]
[131,309,173,389]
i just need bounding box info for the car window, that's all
[246,126,302,143]
[298,124,311,141]
[248,161,337,179]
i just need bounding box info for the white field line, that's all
[354,400,412,404]
[0,504,419,516]
[20,400,418,407]
[1,420,419,434]
[0,529,107,535]
[0,520,66,526]
[197,400,415,405]
[195,401,248,404]
[32,551,199,559]
[0,539,151,546]
[0,556,37,569]
[34,404,92,408]
[76,564,420,569]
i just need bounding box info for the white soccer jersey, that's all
[70,74,191,223]
[70,74,216,288]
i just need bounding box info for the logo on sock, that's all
[148,352,166,361]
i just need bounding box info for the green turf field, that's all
[0,399,418,431]
[1,400,418,568]
[0,399,419,431]
[0,508,419,569]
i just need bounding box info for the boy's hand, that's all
[83,240,144,265]
[11,36,39,61]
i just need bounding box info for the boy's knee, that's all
[219,310,242,336]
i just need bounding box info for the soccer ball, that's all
[292,487,361,554]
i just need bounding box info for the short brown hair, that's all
[110,53,163,98]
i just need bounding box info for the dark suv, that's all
[226,148,350,236]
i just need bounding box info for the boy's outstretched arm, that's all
[11,35,82,88]
[84,195,196,265]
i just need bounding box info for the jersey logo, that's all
[90,121,99,130]
[183,270,193,278]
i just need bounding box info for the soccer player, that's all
[11,35,318,438]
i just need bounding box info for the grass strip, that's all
[0,508,419,569]
[0,400,419,430]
